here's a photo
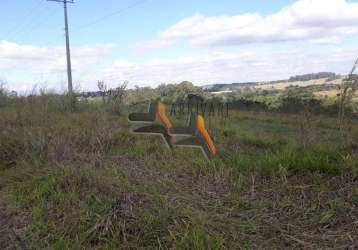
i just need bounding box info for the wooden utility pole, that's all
[47,0,74,96]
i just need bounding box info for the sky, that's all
[1,0,358,93]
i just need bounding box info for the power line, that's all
[73,0,149,31]
[6,0,45,40]
[3,1,64,46]
[16,7,59,41]
[3,0,150,92]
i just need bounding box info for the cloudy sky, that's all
[1,0,358,92]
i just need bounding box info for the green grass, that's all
[0,97,357,249]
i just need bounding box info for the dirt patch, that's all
[0,200,28,250]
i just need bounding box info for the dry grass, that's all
[313,89,340,98]
[0,96,357,249]
[256,78,342,91]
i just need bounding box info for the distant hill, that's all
[288,72,337,82]
[204,72,339,92]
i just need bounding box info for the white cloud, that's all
[138,0,358,49]
[2,43,357,91]
[100,48,358,88]
[0,41,114,92]
[0,41,113,73]
[135,39,174,52]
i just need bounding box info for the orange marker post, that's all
[157,102,173,130]
[196,115,217,157]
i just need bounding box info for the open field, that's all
[255,78,343,91]
[1,97,358,249]
[313,89,340,98]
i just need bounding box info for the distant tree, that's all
[187,93,204,103]
[280,90,322,114]
[97,80,107,105]
[0,80,8,106]
[108,81,127,110]
[289,72,336,82]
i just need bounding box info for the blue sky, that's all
[1,0,358,92]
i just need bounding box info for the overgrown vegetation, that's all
[93,80,357,118]
[0,84,357,249]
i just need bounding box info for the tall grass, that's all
[0,94,357,249]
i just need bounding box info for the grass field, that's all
[255,78,342,91]
[1,96,357,249]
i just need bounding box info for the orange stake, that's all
[196,115,217,157]
[157,102,173,130]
